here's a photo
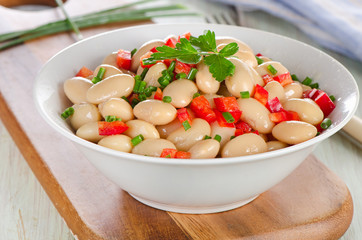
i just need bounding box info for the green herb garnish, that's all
[61,107,74,119]
[131,134,144,146]
[105,115,121,122]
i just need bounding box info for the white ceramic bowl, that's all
[34,24,359,214]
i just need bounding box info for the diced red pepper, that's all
[262,74,274,85]
[175,151,191,159]
[98,121,129,136]
[175,61,192,75]
[162,59,174,68]
[154,88,163,100]
[150,47,158,53]
[165,37,177,48]
[214,109,235,128]
[213,97,240,113]
[177,108,192,124]
[303,89,319,99]
[190,95,217,123]
[234,121,252,136]
[160,148,177,158]
[266,97,283,113]
[273,72,293,86]
[178,32,191,41]
[116,49,132,70]
[269,110,300,123]
[256,53,263,57]
[254,84,269,106]
[314,91,336,116]
[75,66,93,78]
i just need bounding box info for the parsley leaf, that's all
[219,42,239,57]
[204,55,235,82]
[189,30,217,52]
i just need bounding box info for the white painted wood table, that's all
[0,2,361,239]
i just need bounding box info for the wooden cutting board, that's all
[0,0,353,239]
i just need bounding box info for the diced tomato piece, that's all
[262,74,274,85]
[273,72,293,86]
[252,130,260,135]
[302,88,319,99]
[286,110,300,121]
[150,47,158,53]
[175,61,192,75]
[75,66,93,78]
[177,108,192,124]
[175,151,191,159]
[256,53,263,57]
[178,32,191,41]
[214,109,235,128]
[165,37,177,48]
[213,97,240,113]
[190,95,217,123]
[234,121,252,136]
[154,88,163,100]
[314,91,336,116]
[266,97,283,113]
[254,84,269,106]
[98,121,128,136]
[116,49,132,70]
[160,148,177,158]
[269,110,300,123]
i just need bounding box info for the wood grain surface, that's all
[0,0,357,239]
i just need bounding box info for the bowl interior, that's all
[34,23,359,162]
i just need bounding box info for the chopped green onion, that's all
[302,77,313,86]
[144,88,153,97]
[162,96,172,103]
[138,94,147,101]
[320,118,332,130]
[165,154,171,158]
[92,67,106,84]
[131,98,140,108]
[193,92,200,99]
[267,64,278,75]
[168,61,176,73]
[142,58,157,66]
[131,48,137,57]
[255,56,264,65]
[176,73,187,79]
[148,86,157,91]
[222,112,235,123]
[316,132,321,136]
[131,134,144,146]
[121,96,129,103]
[134,75,142,82]
[158,78,169,88]
[133,79,142,93]
[138,81,147,93]
[105,115,121,122]
[61,107,74,119]
[214,134,222,142]
[204,135,212,140]
[240,91,250,98]
[309,83,319,89]
[182,120,191,131]
[187,68,198,80]
[140,67,149,80]
[230,136,236,140]
[329,95,336,101]
[291,74,299,81]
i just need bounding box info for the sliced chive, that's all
[92,67,106,84]
[121,96,129,103]
[193,92,200,99]
[176,73,187,79]
[291,74,299,81]
[148,86,157,91]
[133,79,142,93]
[144,87,153,97]
[162,96,172,103]
[92,77,101,84]
[138,81,147,93]
[309,83,319,89]
[168,61,176,73]
[329,95,336,101]
[320,118,332,130]
[158,77,169,87]
[182,120,191,131]
[204,135,212,140]
[214,134,222,142]
[240,91,250,98]
[267,64,278,75]
[255,56,264,65]
[134,75,142,82]
[222,112,235,123]
[316,132,321,136]
[131,134,144,146]
[105,115,121,122]
[230,136,236,140]
[138,94,147,101]
[131,98,140,108]
[140,67,149,80]
[130,48,137,57]
[61,107,74,119]
[142,58,157,66]
[187,68,198,80]
[302,76,313,86]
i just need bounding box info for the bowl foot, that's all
[128,193,259,214]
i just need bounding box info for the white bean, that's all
[210,121,235,148]
[86,74,134,104]
[64,77,93,104]
[272,121,317,145]
[195,61,220,94]
[216,37,254,53]
[237,98,275,134]
[98,98,134,122]
[255,61,289,77]
[284,82,303,99]
[156,118,182,139]
[189,139,220,159]
[124,119,160,139]
[70,103,101,130]
[133,100,177,125]
[143,62,167,87]
[132,139,176,157]
[283,98,324,125]
[98,135,132,152]
[131,39,165,72]
[102,52,118,68]
[221,133,267,158]
[167,118,211,151]
[163,79,198,108]
[264,81,286,102]
[94,64,123,80]
[76,122,104,143]
[266,141,289,151]
[217,43,257,68]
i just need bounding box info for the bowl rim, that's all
[34,23,360,166]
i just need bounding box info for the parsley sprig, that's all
[144,30,239,82]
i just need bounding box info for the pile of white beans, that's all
[62,34,326,159]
